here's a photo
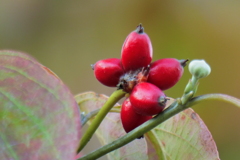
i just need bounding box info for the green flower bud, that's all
[189,59,211,79]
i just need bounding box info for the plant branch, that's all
[77,89,126,153]
[188,93,240,107]
[81,106,121,126]
[78,93,240,160]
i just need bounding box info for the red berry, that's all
[148,58,188,90]
[92,58,124,87]
[130,82,166,116]
[120,98,152,133]
[121,24,153,71]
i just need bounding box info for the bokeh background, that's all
[1,1,240,159]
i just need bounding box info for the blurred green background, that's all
[1,0,240,159]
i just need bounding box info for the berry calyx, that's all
[92,58,124,87]
[130,82,167,116]
[120,98,152,134]
[147,58,188,90]
[121,24,153,72]
[117,65,150,93]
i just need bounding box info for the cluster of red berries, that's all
[92,24,188,135]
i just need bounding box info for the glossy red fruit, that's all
[92,58,124,87]
[121,24,153,71]
[148,58,188,90]
[130,82,166,116]
[120,98,152,133]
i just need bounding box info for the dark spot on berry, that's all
[159,96,168,106]
[91,64,95,70]
[136,23,144,34]
[179,59,189,67]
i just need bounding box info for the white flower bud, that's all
[189,59,211,79]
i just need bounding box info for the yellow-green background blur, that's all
[1,1,240,159]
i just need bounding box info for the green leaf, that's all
[146,108,220,160]
[0,50,81,160]
[75,92,148,160]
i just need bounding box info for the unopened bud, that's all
[189,60,211,79]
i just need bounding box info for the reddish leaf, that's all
[0,50,81,160]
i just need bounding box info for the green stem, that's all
[81,106,121,127]
[77,89,126,153]
[191,75,198,86]
[81,109,99,127]
[78,93,240,160]
[188,93,240,107]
